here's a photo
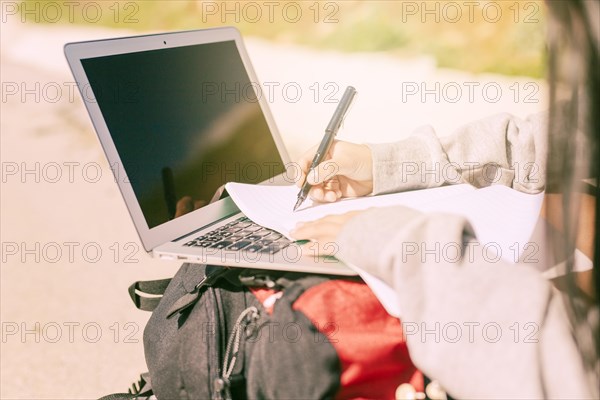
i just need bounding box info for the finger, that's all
[319,213,357,223]
[307,160,340,185]
[290,220,342,241]
[297,211,361,232]
[307,186,324,202]
[324,190,338,202]
[322,178,341,202]
[303,239,339,257]
[295,145,319,174]
[322,177,340,192]
[295,171,307,188]
[290,212,360,242]
[310,187,342,203]
[287,162,308,187]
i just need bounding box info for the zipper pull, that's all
[166,291,200,318]
[166,267,231,319]
[213,377,231,400]
[239,273,278,289]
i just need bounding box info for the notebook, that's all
[64,27,356,275]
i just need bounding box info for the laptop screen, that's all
[81,40,285,229]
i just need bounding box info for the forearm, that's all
[336,207,593,399]
[367,112,547,195]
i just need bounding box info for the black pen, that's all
[293,86,357,211]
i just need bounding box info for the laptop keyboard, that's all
[183,216,292,254]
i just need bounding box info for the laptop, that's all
[64,27,356,276]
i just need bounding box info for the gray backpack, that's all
[100,263,435,400]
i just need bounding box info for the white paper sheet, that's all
[226,182,543,260]
[225,183,476,237]
[225,182,545,317]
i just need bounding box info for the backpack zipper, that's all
[213,305,260,400]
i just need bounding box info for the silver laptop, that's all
[64,27,355,276]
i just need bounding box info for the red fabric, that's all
[249,281,423,399]
[249,287,278,314]
[293,280,422,399]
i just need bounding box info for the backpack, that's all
[102,263,448,399]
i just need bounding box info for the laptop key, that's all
[189,240,210,247]
[228,240,253,251]
[245,244,263,253]
[211,241,233,249]
[245,235,263,242]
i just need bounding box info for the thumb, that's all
[307,160,341,185]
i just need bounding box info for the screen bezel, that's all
[64,27,290,252]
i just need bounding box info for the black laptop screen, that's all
[81,40,285,229]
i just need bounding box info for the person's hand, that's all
[293,140,373,203]
[290,210,363,254]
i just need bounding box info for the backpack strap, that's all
[128,278,172,312]
[127,265,237,313]
[165,266,236,318]
[236,269,340,292]
[98,372,153,400]
[277,275,331,302]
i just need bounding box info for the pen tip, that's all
[293,199,302,212]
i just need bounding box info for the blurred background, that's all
[1,1,547,398]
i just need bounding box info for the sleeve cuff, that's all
[366,126,453,195]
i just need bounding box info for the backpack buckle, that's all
[238,272,279,289]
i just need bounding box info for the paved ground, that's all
[1,19,546,399]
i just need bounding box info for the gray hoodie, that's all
[336,112,598,399]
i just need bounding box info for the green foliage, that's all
[22,0,546,77]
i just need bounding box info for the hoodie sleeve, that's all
[367,112,547,195]
[335,206,595,399]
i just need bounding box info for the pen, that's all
[293,86,357,211]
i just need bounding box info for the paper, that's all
[225,182,544,317]
[416,185,545,264]
[225,183,476,237]
[349,264,402,317]
[225,182,543,261]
